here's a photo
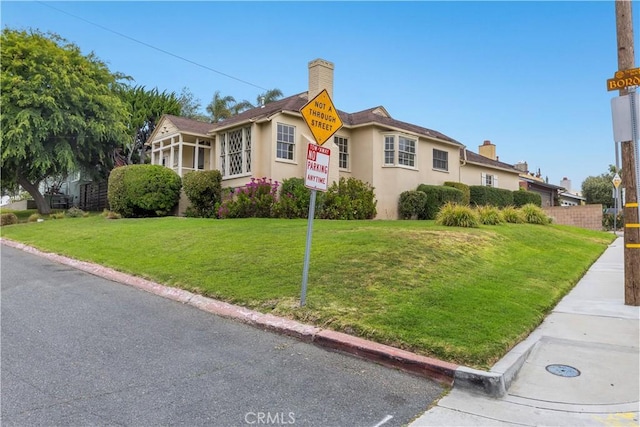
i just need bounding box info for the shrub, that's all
[272,177,324,219]
[476,205,504,225]
[1,213,18,226]
[108,165,182,218]
[183,170,222,218]
[444,181,471,205]
[416,184,464,220]
[398,190,428,219]
[319,177,377,220]
[469,186,514,208]
[50,212,65,219]
[520,203,551,225]
[603,210,624,231]
[66,207,86,218]
[28,213,41,222]
[513,189,542,207]
[218,177,279,219]
[501,206,525,223]
[436,202,479,228]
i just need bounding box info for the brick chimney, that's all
[308,59,334,100]
[478,140,496,160]
[514,161,528,173]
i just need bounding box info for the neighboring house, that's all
[559,191,586,206]
[459,140,521,191]
[147,58,526,219]
[518,175,565,207]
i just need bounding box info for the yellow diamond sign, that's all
[300,89,343,146]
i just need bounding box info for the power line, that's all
[35,1,270,92]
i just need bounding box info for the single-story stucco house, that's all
[147,58,523,219]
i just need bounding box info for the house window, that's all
[277,123,295,161]
[384,136,395,165]
[433,149,448,171]
[482,172,498,187]
[219,126,251,177]
[398,136,416,167]
[197,147,205,170]
[335,136,349,169]
[384,134,416,167]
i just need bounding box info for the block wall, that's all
[542,204,603,231]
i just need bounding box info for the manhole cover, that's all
[546,364,581,377]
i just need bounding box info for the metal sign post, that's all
[300,189,317,306]
[298,90,342,307]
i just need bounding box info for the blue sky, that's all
[2,1,638,191]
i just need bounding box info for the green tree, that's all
[114,85,181,165]
[0,28,129,214]
[206,91,236,123]
[177,86,209,121]
[582,165,617,208]
[205,88,283,122]
[257,88,283,105]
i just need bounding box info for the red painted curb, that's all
[2,238,459,386]
[315,330,458,386]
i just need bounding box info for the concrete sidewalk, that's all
[411,236,640,426]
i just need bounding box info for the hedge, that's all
[183,170,223,218]
[444,181,471,205]
[512,189,542,207]
[416,184,465,220]
[108,165,182,217]
[398,190,428,219]
[469,185,514,208]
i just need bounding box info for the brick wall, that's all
[542,204,603,231]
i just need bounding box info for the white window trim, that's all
[382,133,418,170]
[219,126,252,179]
[335,135,349,171]
[481,172,499,187]
[432,148,449,172]
[276,123,296,164]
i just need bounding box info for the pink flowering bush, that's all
[218,177,279,218]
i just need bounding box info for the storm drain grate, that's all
[545,364,581,377]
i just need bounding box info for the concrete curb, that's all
[2,238,528,393]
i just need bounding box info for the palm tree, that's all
[206,91,236,123]
[257,88,283,106]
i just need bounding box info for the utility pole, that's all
[615,0,640,306]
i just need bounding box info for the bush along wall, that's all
[416,184,464,219]
[443,181,471,205]
[512,189,542,207]
[107,164,182,218]
[469,185,514,208]
[398,190,428,219]
[183,170,223,218]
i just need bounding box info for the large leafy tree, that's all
[177,86,209,122]
[582,165,618,208]
[1,28,129,214]
[113,85,181,165]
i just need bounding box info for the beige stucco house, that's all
[147,59,522,219]
[459,141,521,191]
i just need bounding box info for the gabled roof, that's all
[162,115,215,135]
[520,176,565,191]
[461,148,521,174]
[146,114,215,144]
[208,92,462,146]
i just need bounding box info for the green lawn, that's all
[0,215,615,369]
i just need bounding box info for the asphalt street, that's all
[1,245,444,426]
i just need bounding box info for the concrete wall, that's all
[542,204,603,231]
